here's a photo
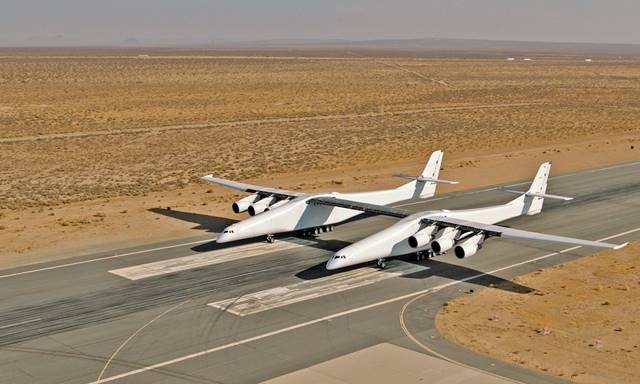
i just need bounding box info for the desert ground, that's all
[437,241,640,384]
[0,48,639,267]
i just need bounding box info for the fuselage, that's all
[216,181,425,243]
[326,195,528,270]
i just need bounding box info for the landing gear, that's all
[376,259,387,269]
[413,250,434,261]
[266,234,275,243]
[298,226,334,238]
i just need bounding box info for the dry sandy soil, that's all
[437,241,640,384]
[0,48,639,267]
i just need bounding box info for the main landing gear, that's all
[298,225,334,237]
[413,250,434,262]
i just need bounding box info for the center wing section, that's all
[307,196,412,218]
[201,175,305,199]
[421,216,627,250]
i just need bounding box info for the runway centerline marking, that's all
[0,239,211,280]
[87,226,640,384]
[208,260,428,316]
[3,160,637,281]
[0,318,41,330]
[109,238,316,281]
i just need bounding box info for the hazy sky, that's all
[1,0,639,46]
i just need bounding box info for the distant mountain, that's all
[121,37,140,46]
[216,37,640,56]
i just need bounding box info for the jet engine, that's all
[248,196,277,216]
[430,228,460,253]
[453,234,485,259]
[232,194,260,214]
[408,225,438,248]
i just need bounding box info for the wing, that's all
[307,196,412,218]
[421,216,627,250]
[201,175,305,199]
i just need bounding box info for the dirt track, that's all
[0,103,534,143]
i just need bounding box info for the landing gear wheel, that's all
[376,259,387,269]
[266,234,275,243]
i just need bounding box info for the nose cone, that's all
[216,232,231,243]
[326,254,347,270]
[216,226,237,243]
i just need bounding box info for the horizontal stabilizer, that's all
[496,187,573,201]
[393,174,459,184]
[526,192,573,201]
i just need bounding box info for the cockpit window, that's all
[223,230,235,234]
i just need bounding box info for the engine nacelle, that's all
[431,237,455,253]
[232,194,260,214]
[453,234,485,259]
[408,225,438,248]
[248,196,277,216]
[430,228,460,253]
[454,243,479,259]
[264,199,289,212]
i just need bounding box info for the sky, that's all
[1,0,639,46]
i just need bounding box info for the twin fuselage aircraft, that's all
[202,151,627,270]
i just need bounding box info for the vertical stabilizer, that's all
[414,150,443,198]
[523,162,551,215]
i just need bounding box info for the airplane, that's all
[322,162,628,270]
[202,150,458,244]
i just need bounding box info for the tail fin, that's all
[412,150,444,198]
[421,150,443,180]
[501,162,573,215]
[395,150,455,198]
[522,162,551,215]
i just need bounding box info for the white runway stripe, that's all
[209,260,428,316]
[109,238,316,280]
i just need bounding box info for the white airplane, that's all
[324,162,628,270]
[202,150,457,244]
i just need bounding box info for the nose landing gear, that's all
[266,234,275,243]
[376,259,387,269]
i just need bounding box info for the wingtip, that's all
[614,242,629,250]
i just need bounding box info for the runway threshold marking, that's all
[3,160,638,281]
[109,238,316,281]
[208,260,428,316]
[88,226,640,384]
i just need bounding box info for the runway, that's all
[0,160,638,384]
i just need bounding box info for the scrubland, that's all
[437,242,640,383]
[0,48,638,261]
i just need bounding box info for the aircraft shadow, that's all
[295,257,533,294]
[149,207,237,233]
[190,234,351,253]
[150,207,354,253]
